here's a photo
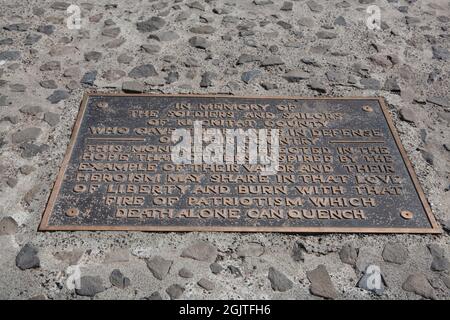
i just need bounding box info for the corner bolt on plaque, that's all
[39,94,440,233]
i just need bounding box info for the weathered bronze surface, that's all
[39,94,440,233]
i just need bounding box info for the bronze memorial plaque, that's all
[39,94,440,233]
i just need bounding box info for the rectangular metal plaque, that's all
[39,94,440,233]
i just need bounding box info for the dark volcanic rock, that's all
[37,25,55,35]
[188,36,210,49]
[84,51,102,62]
[137,17,166,32]
[339,243,358,266]
[197,278,215,291]
[306,265,338,299]
[0,51,21,61]
[431,46,450,60]
[11,127,42,144]
[268,267,293,292]
[181,241,217,262]
[16,243,40,270]
[81,71,97,86]
[200,72,216,88]
[261,56,284,67]
[0,217,18,235]
[292,242,306,262]
[25,34,42,45]
[75,276,105,297]
[122,81,144,93]
[402,274,436,299]
[4,23,29,32]
[428,244,449,272]
[128,64,158,78]
[166,284,184,300]
[21,143,49,158]
[210,263,223,274]
[47,90,69,104]
[146,256,173,280]
[382,242,409,265]
[241,70,261,84]
[399,108,417,124]
[110,269,131,289]
[178,268,194,278]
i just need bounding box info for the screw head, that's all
[66,207,79,217]
[362,105,373,112]
[96,101,108,109]
[400,210,413,220]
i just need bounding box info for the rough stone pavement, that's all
[0,0,449,300]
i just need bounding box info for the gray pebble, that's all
[84,51,102,62]
[210,262,223,274]
[20,105,43,116]
[75,276,105,297]
[261,56,284,67]
[16,243,40,270]
[81,71,97,86]
[39,80,58,89]
[268,267,293,292]
[37,25,55,35]
[200,72,216,88]
[25,34,42,45]
[283,70,310,82]
[181,241,217,262]
[40,61,61,71]
[0,216,18,236]
[188,36,210,49]
[402,274,436,299]
[47,90,69,104]
[0,51,21,61]
[241,70,261,84]
[382,242,409,265]
[44,112,60,126]
[146,256,173,280]
[110,269,131,289]
[198,278,215,291]
[122,81,144,93]
[178,267,194,278]
[306,265,338,299]
[11,127,42,144]
[141,44,161,54]
[136,17,166,32]
[339,243,358,266]
[102,27,121,38]
[166,284,184,300]
[128,64,158,78]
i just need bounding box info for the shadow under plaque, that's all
[39,93,441,233]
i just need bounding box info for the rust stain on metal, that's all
[38,94,441,233]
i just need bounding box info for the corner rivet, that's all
[66,208,79,217]
[96,101,108,109]
[400,210,413,220]
[362,105,373,112]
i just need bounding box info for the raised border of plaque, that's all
[39,93,441,233]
